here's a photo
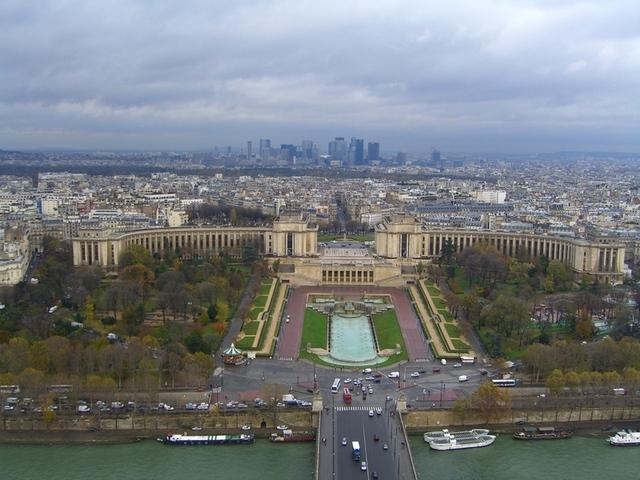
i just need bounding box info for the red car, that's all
[432,367,441,373]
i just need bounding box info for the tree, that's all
[439,239,456,265]
[546,369,565,396]
[215,299,229,323]
[452,396,473,424]
[120,264,155,302]
[575,310,594,339]
[480,294,530,345]
[118,245,154,270]
[547,260,572,291]
[471,381,511,423]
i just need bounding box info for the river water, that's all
[411,434,640,480]
[0,439,315,480]
[2,435,638,480]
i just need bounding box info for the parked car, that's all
[410,372,420,378]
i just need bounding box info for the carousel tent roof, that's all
[223,343,242,355]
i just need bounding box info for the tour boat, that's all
[423,428,489,442]
[160,433,254,445]
[270,429,316,443]
[608,430,640,447]
[425,429,496,451]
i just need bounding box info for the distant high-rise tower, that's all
[431,149,441,166]
[349,137,364,165]
[367,142,380,163]
[329,137,347,161]
[259,139,271,162]
[301,140,313,159]
[396,152,407,164]
[247,141,252,158]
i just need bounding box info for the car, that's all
[432,367,441,373]
[197,403,209,410]
[241,424,252,430]
[373,434,380,442]
[410,372,419,378]
[277,424,288,430]
[368,387,373,394]
[375,407,382,415]
[185,402,197,410]
[382,443,388,450]
[479,368,489,375]
[365,376,375,381]
[385,395,393,402]
[341,437,347,446]
[453,363,462,368]
[387,371,400,378]
[368,409,374,417]
[76,404,91,413]
[344,378,352,384]
[361,461,367,471]
[372,471,379,479]
[362,368,372,374]
[285,318,290,323]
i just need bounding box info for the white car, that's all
[361,461,367,471]
[196,402,209,410]
[277,424,288,430]
[341,437,347,446]
[362,368,372,374]
[375,407,382,415]
[410,372,420,378]
[285,318,290,323]
[241,424,251,430]
[344,378,352,384]
[368,409,374,417]
[453,363,462,368]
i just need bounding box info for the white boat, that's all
[428,433,496,451]
[608,430,640,446]
[424,428,490,442]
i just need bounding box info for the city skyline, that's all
[1,0,639,153]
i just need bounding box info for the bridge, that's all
[316,397,417,480]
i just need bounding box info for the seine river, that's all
[412,434,640,480]
[1,435,639,480]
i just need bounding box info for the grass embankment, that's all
[300,308,328,350]
[371,310,404,350]
[238,279,276,349]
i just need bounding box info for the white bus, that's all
[460,355,476,364]
[492,379,516,387]
[331,378,341,393]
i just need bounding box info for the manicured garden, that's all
[300,308,328,350]
[371,309,404,350]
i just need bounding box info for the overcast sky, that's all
[1,0,639,153]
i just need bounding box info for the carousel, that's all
[222,343,247,366]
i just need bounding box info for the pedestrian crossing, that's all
[335,405,384,412]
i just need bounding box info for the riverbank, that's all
[0,430,153,445]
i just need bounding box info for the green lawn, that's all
[236,336,255,349]
[426,284,441,297]
[439,310,454,322]
[259,281,273,295]
[431,296,447,310]
[253,295,268,308]
[444,322,461,338]
[317,233,375,243]
[300,309,328,350]
[372,310,405,350]
[249,307,264,320]
[451,339,471,351]
[242,321,259,335]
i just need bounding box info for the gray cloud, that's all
[0,0,639,152]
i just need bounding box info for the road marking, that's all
[335,406,383,412]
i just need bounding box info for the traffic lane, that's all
[336,411,394,480]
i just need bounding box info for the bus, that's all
[460,355,476,364]
[331,378,341,393]
[48,384,73,393]
[352,441,361,461]
[343,387,352,405]
[492,379,516,387]
[0,385,20,394]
